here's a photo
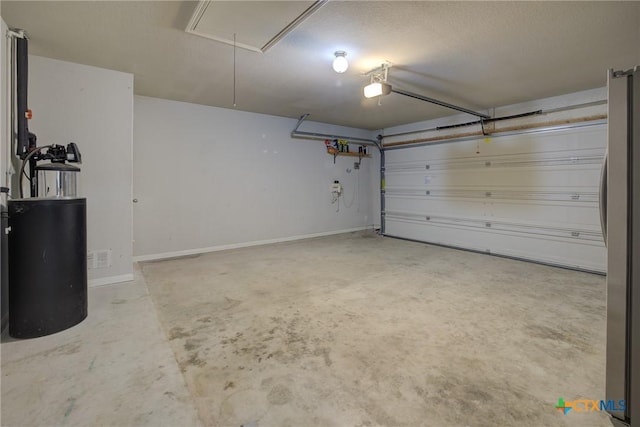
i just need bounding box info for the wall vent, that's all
[88,249,112,269]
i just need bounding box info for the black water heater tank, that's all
[8,198,87,338]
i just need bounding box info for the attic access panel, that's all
[186,0,326,53]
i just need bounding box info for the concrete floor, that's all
[2,231,611,426]
[1,266,201,427]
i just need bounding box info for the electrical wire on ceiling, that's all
[438,110,543,132]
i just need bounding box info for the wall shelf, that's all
[326,148,371,163]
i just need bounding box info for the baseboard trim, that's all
[133,227,371,262]
[88,273,134,287]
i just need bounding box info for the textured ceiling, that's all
[1,1,639,130]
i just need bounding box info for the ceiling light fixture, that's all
[364,62,392,98]
[332,51,348,73]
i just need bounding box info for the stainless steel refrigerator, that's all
[603,65,640,427]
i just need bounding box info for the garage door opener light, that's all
[364,62,392,98]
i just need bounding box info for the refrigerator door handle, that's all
[599,151,608,246]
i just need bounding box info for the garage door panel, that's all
[385,196,600,227]
[382,125,607,272]
[385,218,605,272]
[386,166,601,188]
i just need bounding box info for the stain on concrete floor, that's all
[141,231,610,427]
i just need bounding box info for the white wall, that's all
[28,56,134,285]
[133,96,375,259]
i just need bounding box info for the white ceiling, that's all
[2,1,639,130]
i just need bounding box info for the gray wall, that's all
[28,56,134,286]
[133,96,375,260]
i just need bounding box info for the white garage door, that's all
[383,124,607,272]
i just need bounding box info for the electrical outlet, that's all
[331,181,342,195]
[354,162,360,170]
